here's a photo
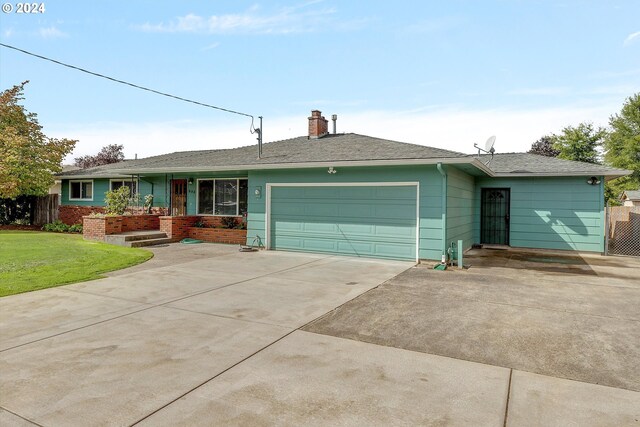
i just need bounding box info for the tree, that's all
[0,81,76,199]
[552,122,606,164]
[528,135,560,157]
[75,144,125,169]
[603,93,640,201]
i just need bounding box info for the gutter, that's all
[437,163,447,262]
[57,157,494,178]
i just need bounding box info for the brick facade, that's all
[60,205,167,225]
[60,206,105,225]
[121,215,160,232]
[188,228,247,245]
[159,216,199,241]
[159,215,247,244]
[82,214,161,241]
[83,216,121,241]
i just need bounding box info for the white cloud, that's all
[37,26,68,39]
[624,31,640,45]
[201,42,220,51]
[56,102,620,164]
[136,2,338,35]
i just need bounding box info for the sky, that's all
[1,0,639,163]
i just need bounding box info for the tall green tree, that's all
[0,81,76,199]
[552,122,606,164]
[603,93,640,201]
[528,135,560,157]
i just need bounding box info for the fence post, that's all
[604,202,609,256]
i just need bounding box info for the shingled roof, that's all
[479,153,629,177]
[59,133,630,179]
[60,133,468,177]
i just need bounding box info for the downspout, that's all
[437,163,447,262]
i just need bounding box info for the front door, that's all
[171,179,187,216]
[481,188,510,245]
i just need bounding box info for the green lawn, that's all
[0,231,153,297]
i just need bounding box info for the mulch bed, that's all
[0,225,42,231]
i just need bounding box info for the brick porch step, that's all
[104,231,171,248]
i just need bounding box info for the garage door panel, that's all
[270,185,417,260]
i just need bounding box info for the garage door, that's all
[269,184,417,260]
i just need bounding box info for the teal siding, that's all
[270,185,417,260]
[61,172,248,213]
[61,178,110,206]
[474,176,605,252]
[247,166,444,260]
[446,167,475,253]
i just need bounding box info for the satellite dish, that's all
[484,136,496,154]
[474,136,497,157]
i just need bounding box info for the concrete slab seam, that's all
[0,405,43,427]
[1,255,340,353]
[129,262,412,426]
[503,369,512,427]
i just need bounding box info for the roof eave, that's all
[96,157,493,175]
[492,170,632,181]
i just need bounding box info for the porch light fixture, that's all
[586,176,600,185]
[254,186,262,198]
[328,167,337,174]
[188,178,194,185]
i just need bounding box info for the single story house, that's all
[57,110,630,261]
[621,190,640,207]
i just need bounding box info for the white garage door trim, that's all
[265,182,420,262]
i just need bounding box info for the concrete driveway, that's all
[1,244,639,426]
[1,245,416,426]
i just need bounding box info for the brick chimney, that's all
[308,110,329,139]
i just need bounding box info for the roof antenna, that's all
[251,116,263,158]
[474,136,496,165]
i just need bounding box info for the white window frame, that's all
[265,182,420,262]
[196,178,248,217]
[109,179,138,196]
[69,180,94,201]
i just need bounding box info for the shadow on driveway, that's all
[304,248,640,392]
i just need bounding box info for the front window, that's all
[110,180,137,197]
[197,178,248,216]
[69,180,93,200]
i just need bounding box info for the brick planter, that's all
[83,214,161,241]
[188,227,247,245]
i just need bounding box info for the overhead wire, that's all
[0,43,256,126]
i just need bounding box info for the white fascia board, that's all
[56,174,134,179]
[102,157,495,175]
[491,170,631,179]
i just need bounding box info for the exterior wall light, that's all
[254,186,262,198]
[586,176,600,185]
[328,167,337,174]
[188,178,194,185]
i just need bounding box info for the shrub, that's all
[220,216,238,229]
[68,224,83,233]
[104,186,131,215]
[42,220,69,233]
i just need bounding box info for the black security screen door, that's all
[481,188,510,245]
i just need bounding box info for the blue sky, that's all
[1,0,639,161]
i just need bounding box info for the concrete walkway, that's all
[1,245,638,426]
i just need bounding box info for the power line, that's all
[0,42,254,119]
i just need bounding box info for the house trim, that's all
[58,157,494,178]
[265,181,420,262]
